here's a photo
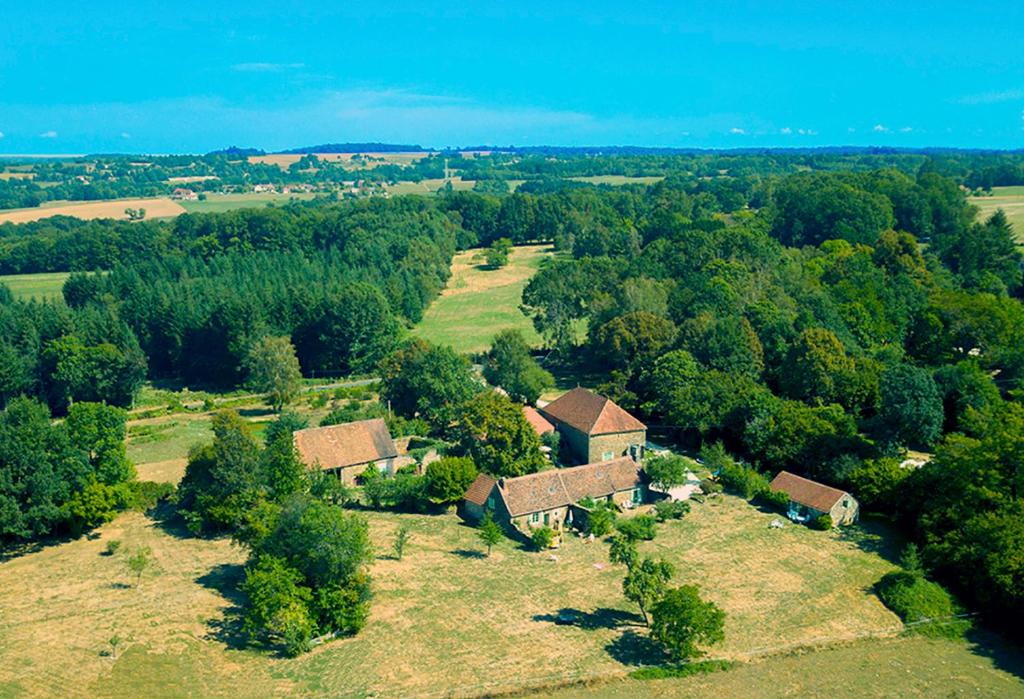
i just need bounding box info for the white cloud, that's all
[0,131,4,139]
[899,126,913,133]
[847,127,857,133]
[873,124,888,133]
[232,62,305,73]
[728,127,746,135]
[956,88,1024,105]
[780,127,792,135]
[121,132,132,139]
[39,130,57,138]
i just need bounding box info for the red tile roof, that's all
[770,471,849,512]
[464,473,498,507]
[539,387,646,436]
[522,405,556,436]
[493,457,643,517]
[293,418,397,472]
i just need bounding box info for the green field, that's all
[970,186,1024,243]
[0,492,941,697]
[178,192,317,214]
[412,244,552,354]
[0,271,70,300]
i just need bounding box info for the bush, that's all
[117,480,176,511]
[531,526,556,550]
[630,659,736,680]
[758,488,790,511]
[104,539,122,556]
[617,514,658,541]
[875,570,967,638]
[654,500,691,522]
[699,479,722,496]
[810,514,833,530]
[585,502,617,536]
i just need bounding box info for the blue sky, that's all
[1,2,1023,153]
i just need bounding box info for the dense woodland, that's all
[1,152,1023,644]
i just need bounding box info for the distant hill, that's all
[279,143,426,154]
[206,146,266,157]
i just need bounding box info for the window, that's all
[842,499,849,508]
[531,512,540,523]
[632,488,642,504]
[543,513,550,526]
[486,496,494,510]
[602,451,614,461]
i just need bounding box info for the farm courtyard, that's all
[0,490,936,698]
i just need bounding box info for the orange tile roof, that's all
[522,405,556,436]
[770,471,849,512]
[464,473,498,506]
[494,457,643,517]
[539,387,646,436]
[293,418,397,471]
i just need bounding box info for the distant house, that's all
[769,471,859,525]
[460,457,647,533]
[293,418,413,486]
[253,183,276,193]
[538,388,646,465]
[171,187,198,201]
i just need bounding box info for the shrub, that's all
[117,480,176,511]
[104,539,122,556]
[531,526,555,550]
[654,500,691,522]
[699,479,722,496]
[617,514,658,541]
[585,502,617,536]
[630,660,736,680]
[875,570,967,638]
[758,488,790,511]
[810,514,833,530]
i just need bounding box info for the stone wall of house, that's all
[828,495,860,525]
[586,430,646,464]
[511,505,569,533]
[552,423,592,465]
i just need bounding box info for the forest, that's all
[0,152,1023,643]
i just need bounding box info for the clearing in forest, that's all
[413,244,551,354]
[0,271,71,301]
[0,198,185,224]
[970,185,1024,243]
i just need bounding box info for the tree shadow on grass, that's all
[196,563,248,651]
[837,515,905,565]
[964,626,1024,682]
[605,630,669,667]
[533,607,644,631]
[450,548,487,559]
[146,501,197,541]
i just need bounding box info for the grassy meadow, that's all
[567,175,665,186]
[0,198,186,224]
[412,244,552,354]
[178,192,317,214]
[0,492,928,698]
[0,271,71,301]
[970,185,1024,243]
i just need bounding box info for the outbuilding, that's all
[769,471,859,525]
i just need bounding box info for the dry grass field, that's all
[385,177,477,195]
[413,244,551,353]
[0,492,917,698]
[0,198,185,224]
[249,152,431,170]
[970,186,1024,243]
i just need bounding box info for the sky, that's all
[1,1,1023,153]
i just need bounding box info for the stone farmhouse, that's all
[293,418,414,487]
[460,457,648,534]
[769,471,860,525]
[538,387,646,465]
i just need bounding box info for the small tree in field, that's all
[608,534,638,568]
[477,511,503,556]
[485,238,512,268]
[125,546,152,588]
[623,557,674,625]
[644,454,690,491]
[245,336,303,412]
[392,523,412,561]
[649,585,726,662]
[531,526,555,551]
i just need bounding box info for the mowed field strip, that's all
[0,272,70,301]
[0,494,912,698]
[0,198,185,224]
[413,244,551,354]
[970,185,1024,243]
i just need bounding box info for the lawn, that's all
[0,493,928,698]
[970,186,1024,243]
[178,192,317,214]
[0,271,71,301]
[412,244,552,354]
